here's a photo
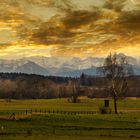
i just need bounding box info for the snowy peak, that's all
[0,53,139,77]
[15,61,49,75]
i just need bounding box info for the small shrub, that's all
[27,129,32,136]
[67,97,80,103]
[99,106,112,114]
[5,99,11,102]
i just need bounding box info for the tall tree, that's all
[68,80,80,103]
[99,53,133,114]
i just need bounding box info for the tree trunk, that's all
[114,95,118,114]
[72,95,77,103]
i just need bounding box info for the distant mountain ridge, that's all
[15,61,49,75]
[0,54,140,77]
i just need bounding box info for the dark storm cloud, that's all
[101,9,140,44]
[0,43,12,50]
[118,10,140,30]
[103,0,126,12]
[28,8,101,45]
[61,8,100,29]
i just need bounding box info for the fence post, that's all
[52,126,55,134]
[30,109,32,114]
[26,109,28,115]
[104,100,109,107]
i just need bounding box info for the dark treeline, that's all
[0,72,74,83]
[0,73,78,99]
[0,73,139,99]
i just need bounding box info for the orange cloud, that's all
[0,0,140,59]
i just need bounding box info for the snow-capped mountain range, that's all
[0,54,140,77]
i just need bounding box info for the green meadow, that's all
[0,97,140,111]
[0,98,140,140]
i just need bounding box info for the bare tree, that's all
[68,80,80,103]
[99,53,133,114]
[71,83,80,103]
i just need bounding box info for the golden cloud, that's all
[0,0,140,58]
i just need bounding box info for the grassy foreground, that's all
[0,97,140,111]
[0,98,140,140]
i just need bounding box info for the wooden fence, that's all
[0,109,97,120]
[23,109,97,115]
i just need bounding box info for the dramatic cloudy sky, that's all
[0,0,140,59]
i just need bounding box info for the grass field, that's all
[0,97,140,111]
[0,98,140,140]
